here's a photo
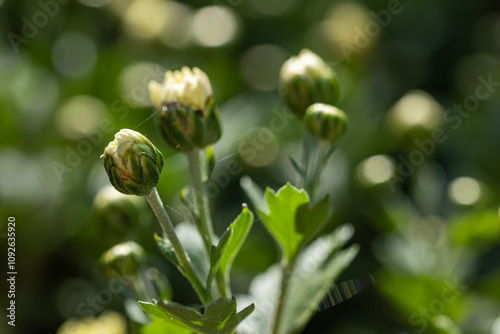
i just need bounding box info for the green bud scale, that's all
[100,241,145,280]
[102,129,164,196]
[156,97,221,152]
[279,49,340,118]
[304,103,348,142]
[149,67,222,152]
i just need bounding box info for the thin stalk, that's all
[187,149,216,252]
[271,259,296,334]
[187,149,230,299]
[298,131,313,188]
[145,188,208,305]
[305,140,329,202]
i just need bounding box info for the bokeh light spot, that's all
[239,127,279,167]
[56,95,107,140]
[358,155,395,186]
[191,6,239,47]
[449,177,482,205]
[387,90,443,134]
[119,62,165,107]
[123,0,168,40]
[240,44,288,91]
[52,31,97,78]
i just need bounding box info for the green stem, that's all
[298,131,312,188]
[187,149,230,299]
[145,188,208,305]
[272,259,296,334]
[305,140,329,201]
[187,149,216,252]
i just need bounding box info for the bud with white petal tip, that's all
[100,241,145,280]
[304,103,348,143]
[148,67,221,152]
[102,129,164,196]
[280,49,340,117]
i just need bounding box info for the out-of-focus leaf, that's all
[176,222,210,280]
[240,176,267,212]
[281,226,359,334]
[377,271,467,322]
[140,298,255,334]
[238,225,357,334]
[449,210,500,248]
[236,265,282,334]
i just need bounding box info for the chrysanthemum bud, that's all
[94,186,146,242]
[100,241,145,280]
[102,129,164,196]
[304,103,348,142]
[148,67,221,152]
[279,49,340,117]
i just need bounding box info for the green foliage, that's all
[449,210,500,248]
[236,225,359,334]
[207,225,233,289]
[257,182,330,261]
[140,298,255,334]
[218,207,254,280]
[281,225,359,334]
[141,316,193,334]
[377,271,467,322]
[155,233,182,268]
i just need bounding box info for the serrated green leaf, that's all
[449,210,500,248]
[139,302,195,332]
[218,207,254,280]
[141,298,255,334]
[206,226,233,289]
[257,183,330,261]
[154,233,181,268]
[141,316,194,334]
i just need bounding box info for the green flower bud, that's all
[102,129,164,196]
[100,241,145,280]
[304,103,348,142]
[94,186,146,242]
[279,49,340,117]
[148,67,222,152]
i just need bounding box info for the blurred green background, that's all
[1,0,500,333]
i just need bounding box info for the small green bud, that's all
[279,49,340,117]
[100,241,145,280]
[148,67,222,152]
[94,186,146,242]
[102,129,164,196]
[304,103,348,142]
